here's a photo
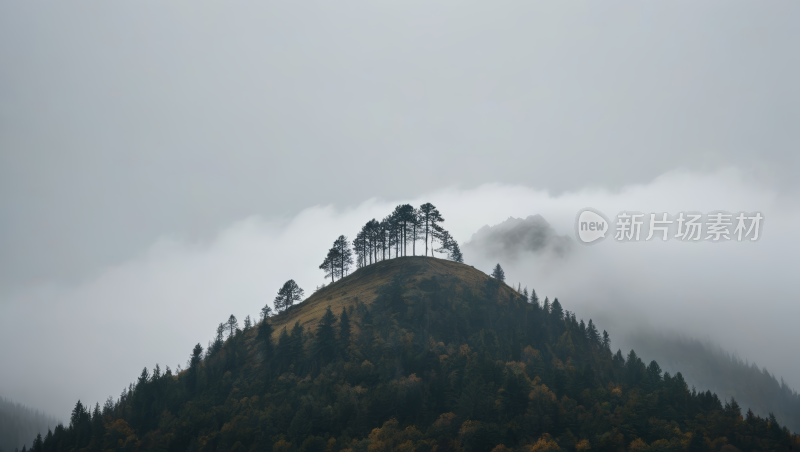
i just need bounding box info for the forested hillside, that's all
[0,397,60,452]
[626,332,800,433]
[20,257,798,452]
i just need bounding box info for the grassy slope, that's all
[268,256,515,337]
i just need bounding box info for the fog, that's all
[1,0,799,289]
[0,167,796,420]
[1,0,799,423]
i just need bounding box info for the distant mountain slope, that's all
[23,256,798,452]
[0,397,60,452]
[627,332,800,433]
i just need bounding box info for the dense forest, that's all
[0,396,60,452]
[627,332,800,434]
[18,257,798,452]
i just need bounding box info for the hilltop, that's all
[269,256,508,337]
[21,256,798,452]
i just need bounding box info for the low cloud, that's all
[463,214,573,263]
[1,167,797,420]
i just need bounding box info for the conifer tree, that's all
[333,235,354,277]
[339,307,351,351]
[226,315,239,337]
[319,249,338,282]
[276,327,291,371]
[587,319,600,346]
[213,323,225,352]
[314,306,338,364]
[260,304,273,320]
[602,330,611,350]
[491,264,505,282]
[275,280,304,312]
[257,317,274,362]
[529,288,540,307]
[550,298,564,322]
[289,322,305,366]
[419,203,444,256]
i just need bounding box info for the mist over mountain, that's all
[0,396,61,452]
[462,213,800,432]
[625,332,800,433]
[18,256,798,452]
[463,215,573,262]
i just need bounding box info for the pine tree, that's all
[289,322,305,367]
[491,264,505,282]
[257,317,274,363]
[276,327,291,371]
[333,235,354,277]
[602,330,611,350]
[419,203,441,256]
[260,304,273,320]
[449,239,464,263]
[587,319,600,346]
[339,307,351,351]
[213,323,225,352]
[226,315,239,337]
[550,298,564,322]
[313,306,338,364]
[275,280,304,312]
[529,288,540,307]
[319,249,339,282]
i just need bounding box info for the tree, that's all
[419,203,444,256]
[275,280,304,312]
[319,249,339,283]
[339,307,351,351]
[257,317,274,362]
[313,306,338,364]
[602,330,611,350]
[226,315,239,337]
[587,319,600,346]
[435,229,463,263]
[393,204,415,256]
[190,343,203,368]
[243,315,252,331]
[491,264,505,282]
[213,323,225,352]
[260,304,273,320]
[411,207,422,256]
[529,288,540,307]
[333,235,354,277]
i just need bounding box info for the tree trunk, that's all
[425,222,429,256]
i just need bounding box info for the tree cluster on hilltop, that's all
[21,268,799,452]
[329,203,462,282]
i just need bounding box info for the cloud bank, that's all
[1,167,796,419]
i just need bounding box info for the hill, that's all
[21,256,798,452]
[270,257,506,337]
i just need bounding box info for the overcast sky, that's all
[1,1,798,419]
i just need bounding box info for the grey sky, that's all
[1,1,799,418]
[1,1,798,288]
